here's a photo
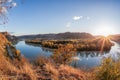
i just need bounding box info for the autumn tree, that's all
[51,44,76,65]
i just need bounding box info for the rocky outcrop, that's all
[0,32,20,60]
[1,32,18,44]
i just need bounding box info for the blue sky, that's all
[0,0,120,36]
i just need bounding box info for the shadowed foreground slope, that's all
[0,32,91,80]
[1,32,120,80]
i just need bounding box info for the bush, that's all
[93,57,120,80]
[33,56,53,66]
[51,44,76,65]
[15,50,21,57]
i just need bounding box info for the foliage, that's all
[26,37,113,51]
[93,57,120,80]
[51,44,76,65]
[9,45,21,59]
[33,56,90,80]
[33,55,53,66]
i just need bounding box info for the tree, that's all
[51,44,76,65]
[0,0,17,24]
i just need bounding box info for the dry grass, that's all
[45,63,59,80]
[33,55,53,66]
[0,38,91,80]
[0,42,90,80]
[2,32,118,80]
[18,62,37,80]
[58,65,91,80]
[92,57,120,80]
[0,33,37,80]
[0,52,17,79]
[33,56,91,80]
[0,54,37,80]
[35,63,90,80]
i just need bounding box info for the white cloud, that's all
[66,22,71,28]
[7,0,12,2]
[65,16,90,28]
[12,2,17,7]
[87,16,90,20]
[73,16,83,21]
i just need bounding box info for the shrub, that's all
[15,50,21,57]
[51,44,76,65]
[93,57,120,80]
[33,56,53,66]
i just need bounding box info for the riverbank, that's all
[25,37,113,51]
[1,32,120,80]
[0,32,91,80]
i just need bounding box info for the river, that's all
[15,41,120,69]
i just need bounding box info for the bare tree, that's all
[0,0,17,25]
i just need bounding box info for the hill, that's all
[0,32,91,80]
[18,32,94,40]
[109,34,120,43]
[1,32,18,44]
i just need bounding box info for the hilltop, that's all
[109,34,120,43]
[18,32,94,40]
[1,32,18,44]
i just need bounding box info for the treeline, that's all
[25,37,113,51]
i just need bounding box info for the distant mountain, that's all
[18,32,94,40]
[55,32,94,39]
[109,34,120,43]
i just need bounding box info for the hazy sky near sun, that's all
[0,0,120,36]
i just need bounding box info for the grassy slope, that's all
[0,32,36,80]
[1,32,119,80]
[0,32,91,80]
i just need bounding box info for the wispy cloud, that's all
[66,16,90,28]
[7,0,12,2]
[86,16,90,20]
[66,22,71,28]
[12,2,17,7]
[73,16,83,21]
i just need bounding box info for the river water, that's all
[15,41,120,69]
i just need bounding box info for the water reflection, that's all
[16,41,120,69]
[15,41,53,59]
[71,52,107,69]
[25,42,54,52]
[72,41,120,69]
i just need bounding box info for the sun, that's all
[94,27,116,37]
